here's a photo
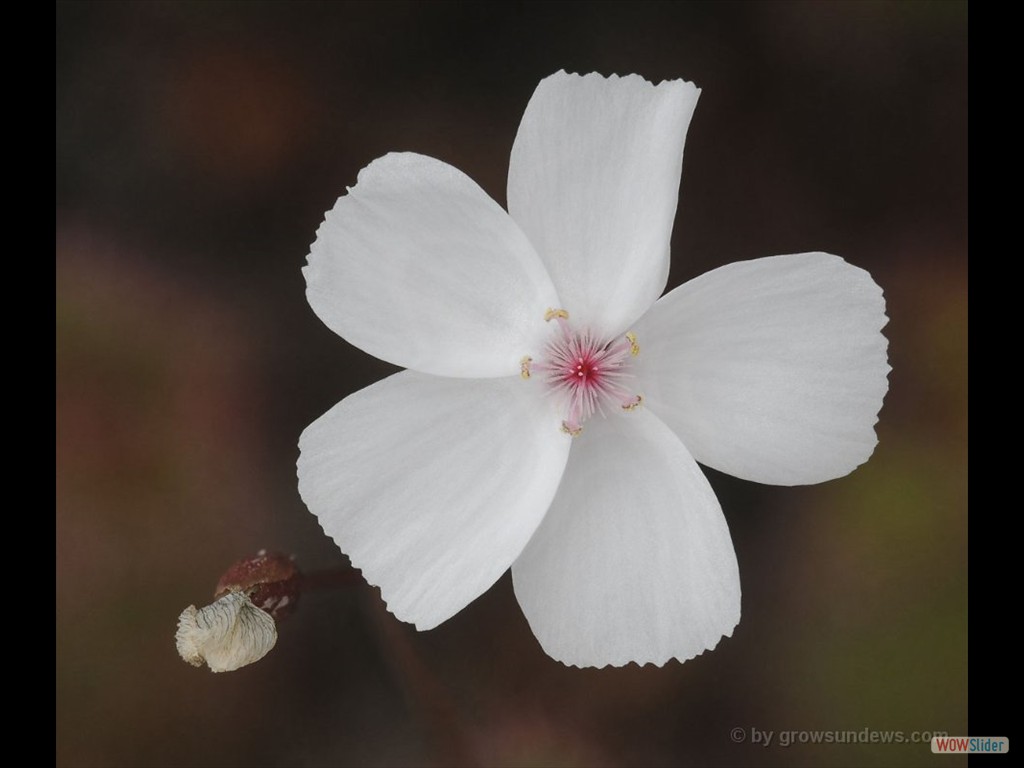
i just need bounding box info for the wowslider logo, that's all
[932,737,1009,754]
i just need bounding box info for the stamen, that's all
[530,320,643,434]
[561,421,583,437]
[520,356,532,379]
[621,394,643,411]
[625,332,640,357]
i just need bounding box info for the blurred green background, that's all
[56,2,967,766]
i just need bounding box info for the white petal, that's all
[512,409,741,668]
[508,71,699,338]
[176,591,277,673]
[633,252,890,485]
[305,153,559,378]
[297,370,570,629]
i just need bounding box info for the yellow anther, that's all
[621,394,643,411]
[520,356,532,380]
[625,331,640,357]
[544,308,570,322]
[560,421,583,437]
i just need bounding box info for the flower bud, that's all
[176,591,277,672]
[176,551,302,672]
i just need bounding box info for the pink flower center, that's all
[533,318,642,436]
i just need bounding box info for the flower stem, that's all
[299,566,363,592]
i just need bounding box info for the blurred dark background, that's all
[56,2,967,766]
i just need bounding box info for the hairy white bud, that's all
[176,591,277,673]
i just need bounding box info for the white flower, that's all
[297,71,889,668]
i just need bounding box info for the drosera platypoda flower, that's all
[297,71,889,667]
